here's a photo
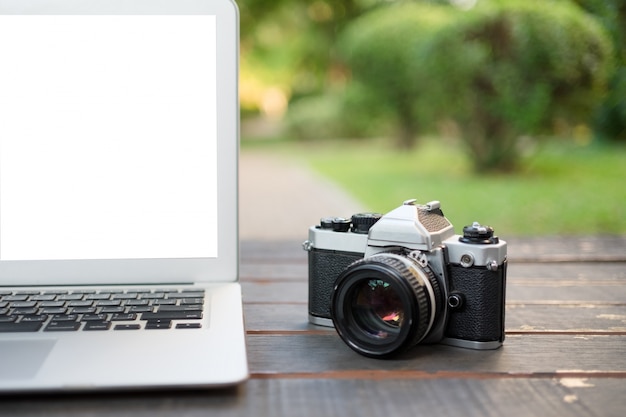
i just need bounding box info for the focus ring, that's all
[358,254,435,351]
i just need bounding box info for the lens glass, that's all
[350,279,404,340]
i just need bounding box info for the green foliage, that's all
[337,0,614,171]
[250,137,626,236]
[238,0,379,100]
[285,85,392,140]
[573,0,626,141]
[338,3,454,148]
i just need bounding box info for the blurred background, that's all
[237,0,625,240]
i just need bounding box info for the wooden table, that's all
[2,236,625,416]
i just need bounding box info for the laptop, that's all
[0,0,248,391]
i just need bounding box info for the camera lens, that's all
[331,254,442,358]
[351,279,404,339]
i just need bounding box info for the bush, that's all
[285,86,392,140]
[338,3,454,148]
[339,0,614,172]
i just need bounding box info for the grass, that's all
[242,136,626,236]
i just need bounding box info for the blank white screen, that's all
[0,15,218,260]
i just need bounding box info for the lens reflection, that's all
[351,279,404,340]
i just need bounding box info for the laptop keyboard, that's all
[0,288,205,332]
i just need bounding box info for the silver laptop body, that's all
[0,0,248,391]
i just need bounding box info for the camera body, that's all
[303,199,507,357]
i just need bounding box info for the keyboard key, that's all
[111,313,137,321]
[176,323,202,329]
[157,305,203,312]
[39,301,65,308]
[114,324,141,330]
[82,314,108,322]
[52,314,79,322]
[31,294,57,301]
[180,298,204,305]
[85,294,111,300]
[70,307,96,314]
[145,320,171,330]
[141,311,203,321]
[9,301,37,308]
[152,299,177,305]
[0,322,42,332]
[100,306,125,314]
[112,293,138,300]
[20,314,48,322]
[41,307,68,315]
[124,299,149,306]
[57,294,84,301]
[44,321,81,331]
[12,308,38,315]
[84,321,111,331]
[141,293,165,299]
[3,295,28,302]
[15,290,41,295]
[128,306,153,313]
[68,300,94,307]
[96,300,121,307]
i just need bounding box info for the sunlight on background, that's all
[237,0,626,240]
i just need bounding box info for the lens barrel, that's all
[331,254,441,358]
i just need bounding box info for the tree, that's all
[237,0,376,116]
[339,0,614,171]
[338,4,454,148]
[573,0,626,142]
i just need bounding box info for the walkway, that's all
[239,150,364,241]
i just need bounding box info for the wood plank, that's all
[240,263,305,281]
[241,260,626,305]
[506,304,626,333]
[243,304,626,334]
[507,262,626,281]
[241,261,626,282]
[505,282,626,304]
[241,279,626,304]
[1,378,623,417]
[507,236,626,262]
[241,241,307,262]
[246,334,626,375]
[241,236,626,263]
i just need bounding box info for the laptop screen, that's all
[0,15,218,261]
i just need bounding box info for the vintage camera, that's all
[303,199,507,358]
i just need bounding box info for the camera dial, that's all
[319,217,352,232]
[351,213,382,234]
[460,222,499,244]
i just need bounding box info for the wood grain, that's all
[246,334,626,375]
[2,379,622,417]
[243,304,626,333]
[237,237,626,416]
[0,237,624,417]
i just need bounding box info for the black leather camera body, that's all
[303,199,507,358]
